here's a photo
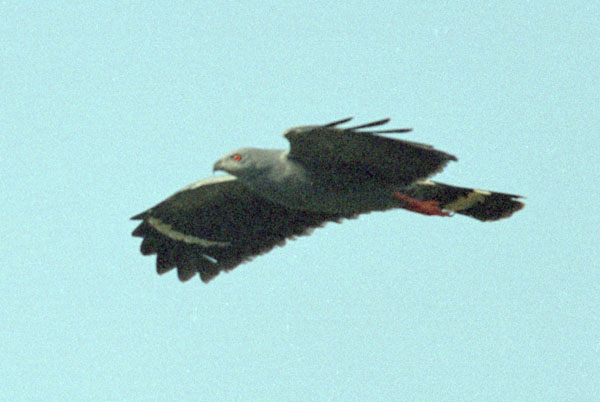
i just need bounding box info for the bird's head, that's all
[213,147,271,179]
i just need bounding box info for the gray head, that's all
[213,147,283,178]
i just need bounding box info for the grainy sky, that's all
[2,2,599,401]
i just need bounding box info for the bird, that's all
[131,118,524,283]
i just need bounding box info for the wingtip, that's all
[322,117,353,127]
[338,118,413,134]
[347,118,391,130]
[131,211,147,220]
[321,117,413,135]
[373,127,413,134]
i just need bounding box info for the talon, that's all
[392,192,450,217]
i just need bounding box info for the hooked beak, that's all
[213,159,224,173]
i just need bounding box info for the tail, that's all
[404,180,525,221]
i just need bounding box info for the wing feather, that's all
[131,175,351,282]
[284,118,457,186]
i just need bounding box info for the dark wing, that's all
[131,175,349,283]
[405,180,525,221]
[284,118,457,186]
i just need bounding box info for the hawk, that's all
[132,118,524,282]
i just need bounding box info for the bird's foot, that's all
[392,192,450,217]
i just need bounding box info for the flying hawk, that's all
[132,118,524,282]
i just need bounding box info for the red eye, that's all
[231,153,242,162]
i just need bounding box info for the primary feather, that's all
[284,118,457,186]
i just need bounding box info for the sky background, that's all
[2,1,599,401]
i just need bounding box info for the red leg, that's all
[392,192,450,217]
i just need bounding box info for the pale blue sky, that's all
[2,2,599,401]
